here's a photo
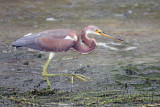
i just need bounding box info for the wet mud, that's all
[0,0,160,106]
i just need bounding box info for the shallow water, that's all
[0,0,160,106]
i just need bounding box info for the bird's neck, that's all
[72,30,97,54]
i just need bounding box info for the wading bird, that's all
[12,25,123,88]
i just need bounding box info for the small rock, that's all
[46,17,57,21]
[23,61,29,66]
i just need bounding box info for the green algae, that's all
[1,87,160,106]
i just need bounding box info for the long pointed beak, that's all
[100,32,123,41]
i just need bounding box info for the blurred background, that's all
[0,0,160,106]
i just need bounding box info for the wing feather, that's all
[36,37,75,52]
[12,29,78,52]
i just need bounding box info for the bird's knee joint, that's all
[42,73,46,77]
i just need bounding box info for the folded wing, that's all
[12,29,77,52]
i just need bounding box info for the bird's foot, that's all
[72,74,90,84]
[42,73,90,86]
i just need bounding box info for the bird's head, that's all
[85,25,123,41]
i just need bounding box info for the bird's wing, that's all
[35,35,76,52]
[12,29,78,52]
[33,30,77,52]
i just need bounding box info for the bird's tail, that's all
[12,33,35,48]
[12,39,26,48]
[12,33,42,50]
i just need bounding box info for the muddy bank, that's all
[1,61,160,106]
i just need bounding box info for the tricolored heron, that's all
[12,25,123,88]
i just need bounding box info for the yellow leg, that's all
[42,59,52,87]
[71,75,74,84]
[42,52,91,88]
